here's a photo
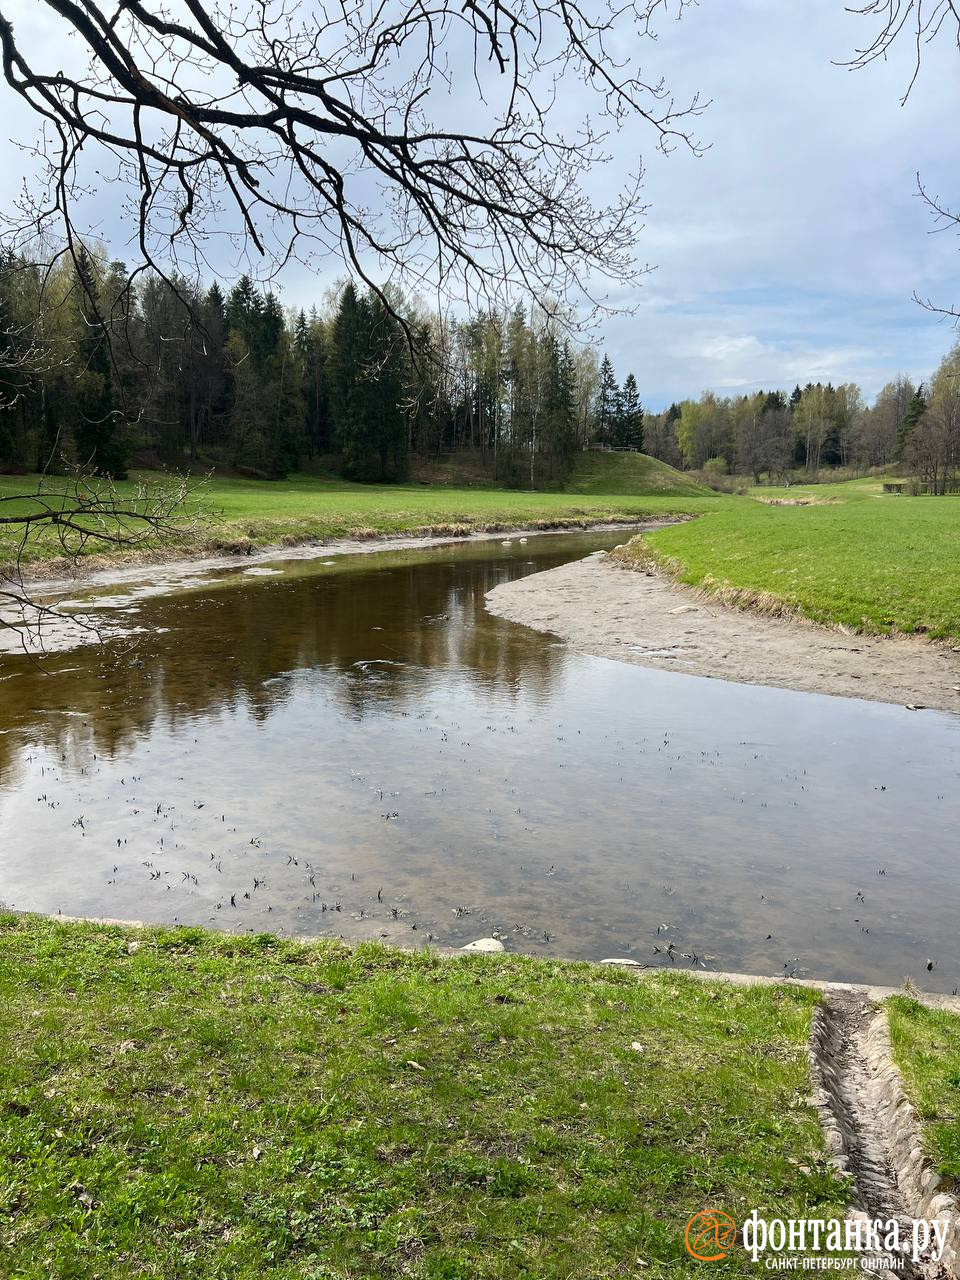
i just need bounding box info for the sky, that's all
[607,0,960,408]
[1,0,958,410]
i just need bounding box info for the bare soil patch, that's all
[484,552,960,712]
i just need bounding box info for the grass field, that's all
[631,479,960,639]
[0,916,846,1279]
[564,453,709,497]
[0,467,720,569]
[887,998,960,1181]
[5,466,959,642]
[403,451,711,497]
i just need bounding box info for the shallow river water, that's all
[1,531,958,990]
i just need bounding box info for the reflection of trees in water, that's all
[0,555,565,772]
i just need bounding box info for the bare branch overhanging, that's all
[0,470,202,659]
[844,0,960,322]
[0,0,706,318]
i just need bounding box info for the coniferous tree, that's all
[617,373,644,450]
[10,252,948,492]
[0,251,37,468]
[538,335,578,482]
[329,282,369,478]
[73,248,127,477]
[896,385,927,462]
[295,310,329,459]
[594,353,618,445]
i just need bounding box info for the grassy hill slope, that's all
[0,469,721,570]
[565,452,710,497]
[408,450,709,498]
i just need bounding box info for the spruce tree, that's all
[595,353,618,445]
[896,385,926,462]
[73,248,127,477]
[538,335,578,481]
[618,373,644,451]
[364,294,408,481]
[295,310,329,458]
[329,282,368,477]
[225,275,262,344]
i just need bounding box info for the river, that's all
[1,531,958,990]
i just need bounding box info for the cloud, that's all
[592,1,960,406]
[0,0,957,410]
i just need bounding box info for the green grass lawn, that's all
[6,466,957,642]
[565,453,710,497]
[0,469,721,569]
[745,478,892,503]
[887,998,960,1182]
[630,483,960,638]
[0,916,846,1279]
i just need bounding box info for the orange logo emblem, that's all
[685,1210,737,1261]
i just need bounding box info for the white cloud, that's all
[0,0,957,408]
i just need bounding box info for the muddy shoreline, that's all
[0,520,675,656]
[6,517,679,597]
[485,552,960,713]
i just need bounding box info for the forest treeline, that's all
[0,250,640,486]
[643,360,959,493]
[1,248,957,490]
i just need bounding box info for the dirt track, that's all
[485,551,960,713]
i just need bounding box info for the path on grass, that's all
[810,993,958,1278]
[485,552,960,712]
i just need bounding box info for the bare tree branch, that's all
[842,0,960,101]
[844,1,960,322]
[0,0,706,325]
[0,469,200,658]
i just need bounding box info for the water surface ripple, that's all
[1,533,958,991]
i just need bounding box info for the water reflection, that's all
[0,540,578,777]
[1,532,959,993]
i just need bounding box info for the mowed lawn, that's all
[887,997,960,1181]
[0,470,720,567]
[0,917,846,1280]
[643,482,960,638]
[5,468,958,640]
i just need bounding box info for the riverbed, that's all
[1,531,958,990]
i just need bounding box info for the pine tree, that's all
[617,372,644,451]
[73,247,127,477]
[896,385,926,461]
[595,354,618,445]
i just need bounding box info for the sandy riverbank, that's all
[0,520,671,655]
[485,551,960,713]
[7,518,673,595]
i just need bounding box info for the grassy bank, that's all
[887,998,960,1181]
[407,451,710,497]
[618,480,960,639]
[0,470,720,570]
[0,916,845,1278]
[564,453,709,497]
